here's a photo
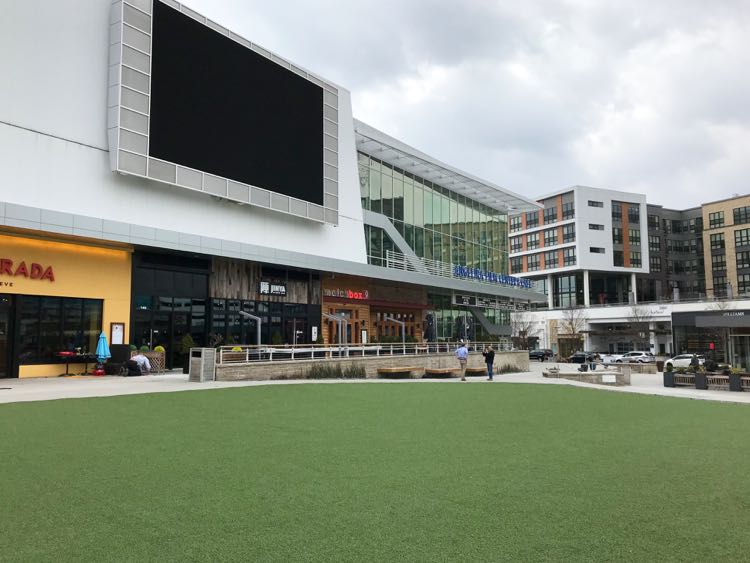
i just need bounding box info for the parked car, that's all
[529,349,553,361]
[602,351,655,363]
[567,351,597,364]
[664,354,705,369]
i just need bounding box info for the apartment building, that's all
[701,195,750,298]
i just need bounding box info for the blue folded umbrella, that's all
[95,332,111,363]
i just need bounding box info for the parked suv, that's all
[529,349,553,361]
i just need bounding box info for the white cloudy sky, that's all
[186,0,750,208]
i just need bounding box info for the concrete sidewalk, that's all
[0,363,749,405]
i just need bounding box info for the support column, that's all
[583,270,590,307]
[631,273,638,304]
[547,274,554,309]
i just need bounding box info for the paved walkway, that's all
[0,362,748,405]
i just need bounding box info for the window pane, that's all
[62,298,83,352]
[381,172,393,218]
[82,299,103,354]
[369,168,381,213]
[39,297,62,361]
[403,177,413,226]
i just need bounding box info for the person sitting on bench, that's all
[130,353,151,374]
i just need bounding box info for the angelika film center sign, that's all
[452,265,532,289]
[1,258,55,287]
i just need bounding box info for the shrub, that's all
[129,344,138,351]
[139,345,150,353]
[495,364,519,375]
[178,334,196,355]
[231,346,242,352]
[306,363,343,379]
[665,363,673,372]
[154,345,166,353]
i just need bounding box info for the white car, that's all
[664,354,705,369]
[603,351,655,363]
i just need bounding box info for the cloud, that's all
[184,0,750,208]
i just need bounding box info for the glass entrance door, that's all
[0,295,12,378]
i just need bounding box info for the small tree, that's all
[628,305,653,350]
[559,306,588,357]
[510,311,538,350]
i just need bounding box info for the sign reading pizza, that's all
[0,259,55,282]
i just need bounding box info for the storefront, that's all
[131,252,323,368]
[0,233,131,378]
[321,275,428,344]
[672,310,750,366]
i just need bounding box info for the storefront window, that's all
[15,296,102,364]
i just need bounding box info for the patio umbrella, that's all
[95,332,111,363]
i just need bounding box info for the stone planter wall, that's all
[214,351,529,382]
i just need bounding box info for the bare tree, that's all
[628,305,654,350]
[558,306,588,358]
[510,311,539,350]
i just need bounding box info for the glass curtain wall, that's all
[359,152,508,273]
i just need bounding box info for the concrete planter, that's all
[694,372,707,390]
[729,373,743,392]
[663,371,675,387]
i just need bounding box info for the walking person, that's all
[456,340,468,381]
[589,353,598,372]
[483,345,495,381]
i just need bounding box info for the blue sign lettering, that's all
[452,264,531,289]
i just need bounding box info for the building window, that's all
[628,228,641,245]
[510,256,523,274]
[589,224,604,231]
[709,211,724,228]
[526,232,540,250]
[713,276,728,297]
[562,224,575,243]
[710,233,725,249]
[628,207,640,223]
[613,250,624,267]
[588,200,604,208]
[590,247,605,254]
[527,253,540,271]
[562,202,575,220]
[736,228,750,247]
[510,236,522,253]
[611,202,622,220]
[737,251,750,270]
[630,251,642,268]
[739,274,750,295]
[543,206,557,224]
[648,214,660,229]
[648,235,660,252]
[650,256,662,272]
[15,296,103,364]
[544,229,557,247]
[711,254,727,271]
[563,248,576,266]
[612,228,623,244]
[544,251,558,269]
[510,215,522,232]
[525,211,539,229]
[554,274,579,308]
[733,206,750,225]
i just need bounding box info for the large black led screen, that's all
[149,1,324,205]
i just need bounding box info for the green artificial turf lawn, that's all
[1,384,750,562]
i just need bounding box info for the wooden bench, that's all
[465,367,488,376]
[423,368,457,379]
[377,367,421,379]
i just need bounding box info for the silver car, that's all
[665,354,705,369]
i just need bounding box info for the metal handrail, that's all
[216,340,513,364]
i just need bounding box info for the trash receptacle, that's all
[189,348,216,382]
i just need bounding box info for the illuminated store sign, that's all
[0,259,55,283]
[259,281,287,296]
[452,265,532,289]
[323,288,369,300]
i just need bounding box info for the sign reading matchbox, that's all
[323,288,369,300]
[0,258,55,286]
